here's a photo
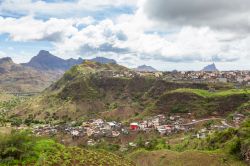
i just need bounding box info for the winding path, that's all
[181,117,233,127]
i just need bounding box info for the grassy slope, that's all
[155,88,250,117]
[169,88,250,98]
[12,86,250,121]
[11,61,250,121]
[11,62,137,120]
[0,93,26,111]
[128,149,245,166]
[128,119,250,166]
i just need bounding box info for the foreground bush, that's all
[0,131,134,166]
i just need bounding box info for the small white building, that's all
[155,72,163,78]
[218,78,227,83]
[112,131,120,137]
[87,139,96,146]
[237,77,244,83]
[71,130,79,137]
[86,128,94,136]
[92,119,104,126]
[129,142,137,147]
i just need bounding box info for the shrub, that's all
[10,118,23,127]
[0,131,37,164]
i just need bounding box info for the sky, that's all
[0,0,250,71]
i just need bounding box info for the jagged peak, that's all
[34,50,60,59]
[202,63,219,71]
[90,57,117,64]
[135,64,158,72]
[38,50,50,54]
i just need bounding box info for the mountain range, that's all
[0,56,61,92]
[0,50,223,92]
[0,50,117,92]
[22,50,117,71]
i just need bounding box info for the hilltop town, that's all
[86,63,250,86]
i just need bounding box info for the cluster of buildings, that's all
[97,70,136,78]
[99,69,250,86]
[135,71,163,78]
[81,119,123,138]
[162,71,250,85]
[129,113,247,138]
[96,70,164,79]
[191,113,246,139]
[33,124,58,136]
[32,115,189,139]
[31,113,246,143]
[194,124,230,139]
[129,115,189,135]
[33,119,125,139]
[90,67,250,86]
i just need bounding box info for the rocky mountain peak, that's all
[135,65,158,72]
[202,63,218,71]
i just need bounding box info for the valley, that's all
[1,1,250,165]
[0,59,249,165]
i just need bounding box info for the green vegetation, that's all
[169,88,250,98]
[126,119,250,166]
[156,88,250,117]
[133,137,169,151]
[205,119,250,160]
[0,93,28,127]
[237,101,250,115]
[11,62,250,121]
[166,119,250,163]
[0,94,25,111]
[128,149,245,166]
[0,131,134,166]
[170,105,189,113]
[88,140,121,152]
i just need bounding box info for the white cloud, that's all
[0,15,94,42]
[0,0,250,70]
[142,0,250,33]
[53,19,130,59]
[52,15,248,66]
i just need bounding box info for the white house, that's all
[218,78,227,83]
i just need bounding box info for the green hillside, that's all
[10,61,250,121]
[0,131,134,166]
[128,150,245,166]
[155,89,250,117]
[169,88,250,98]
[128,118,250,166]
